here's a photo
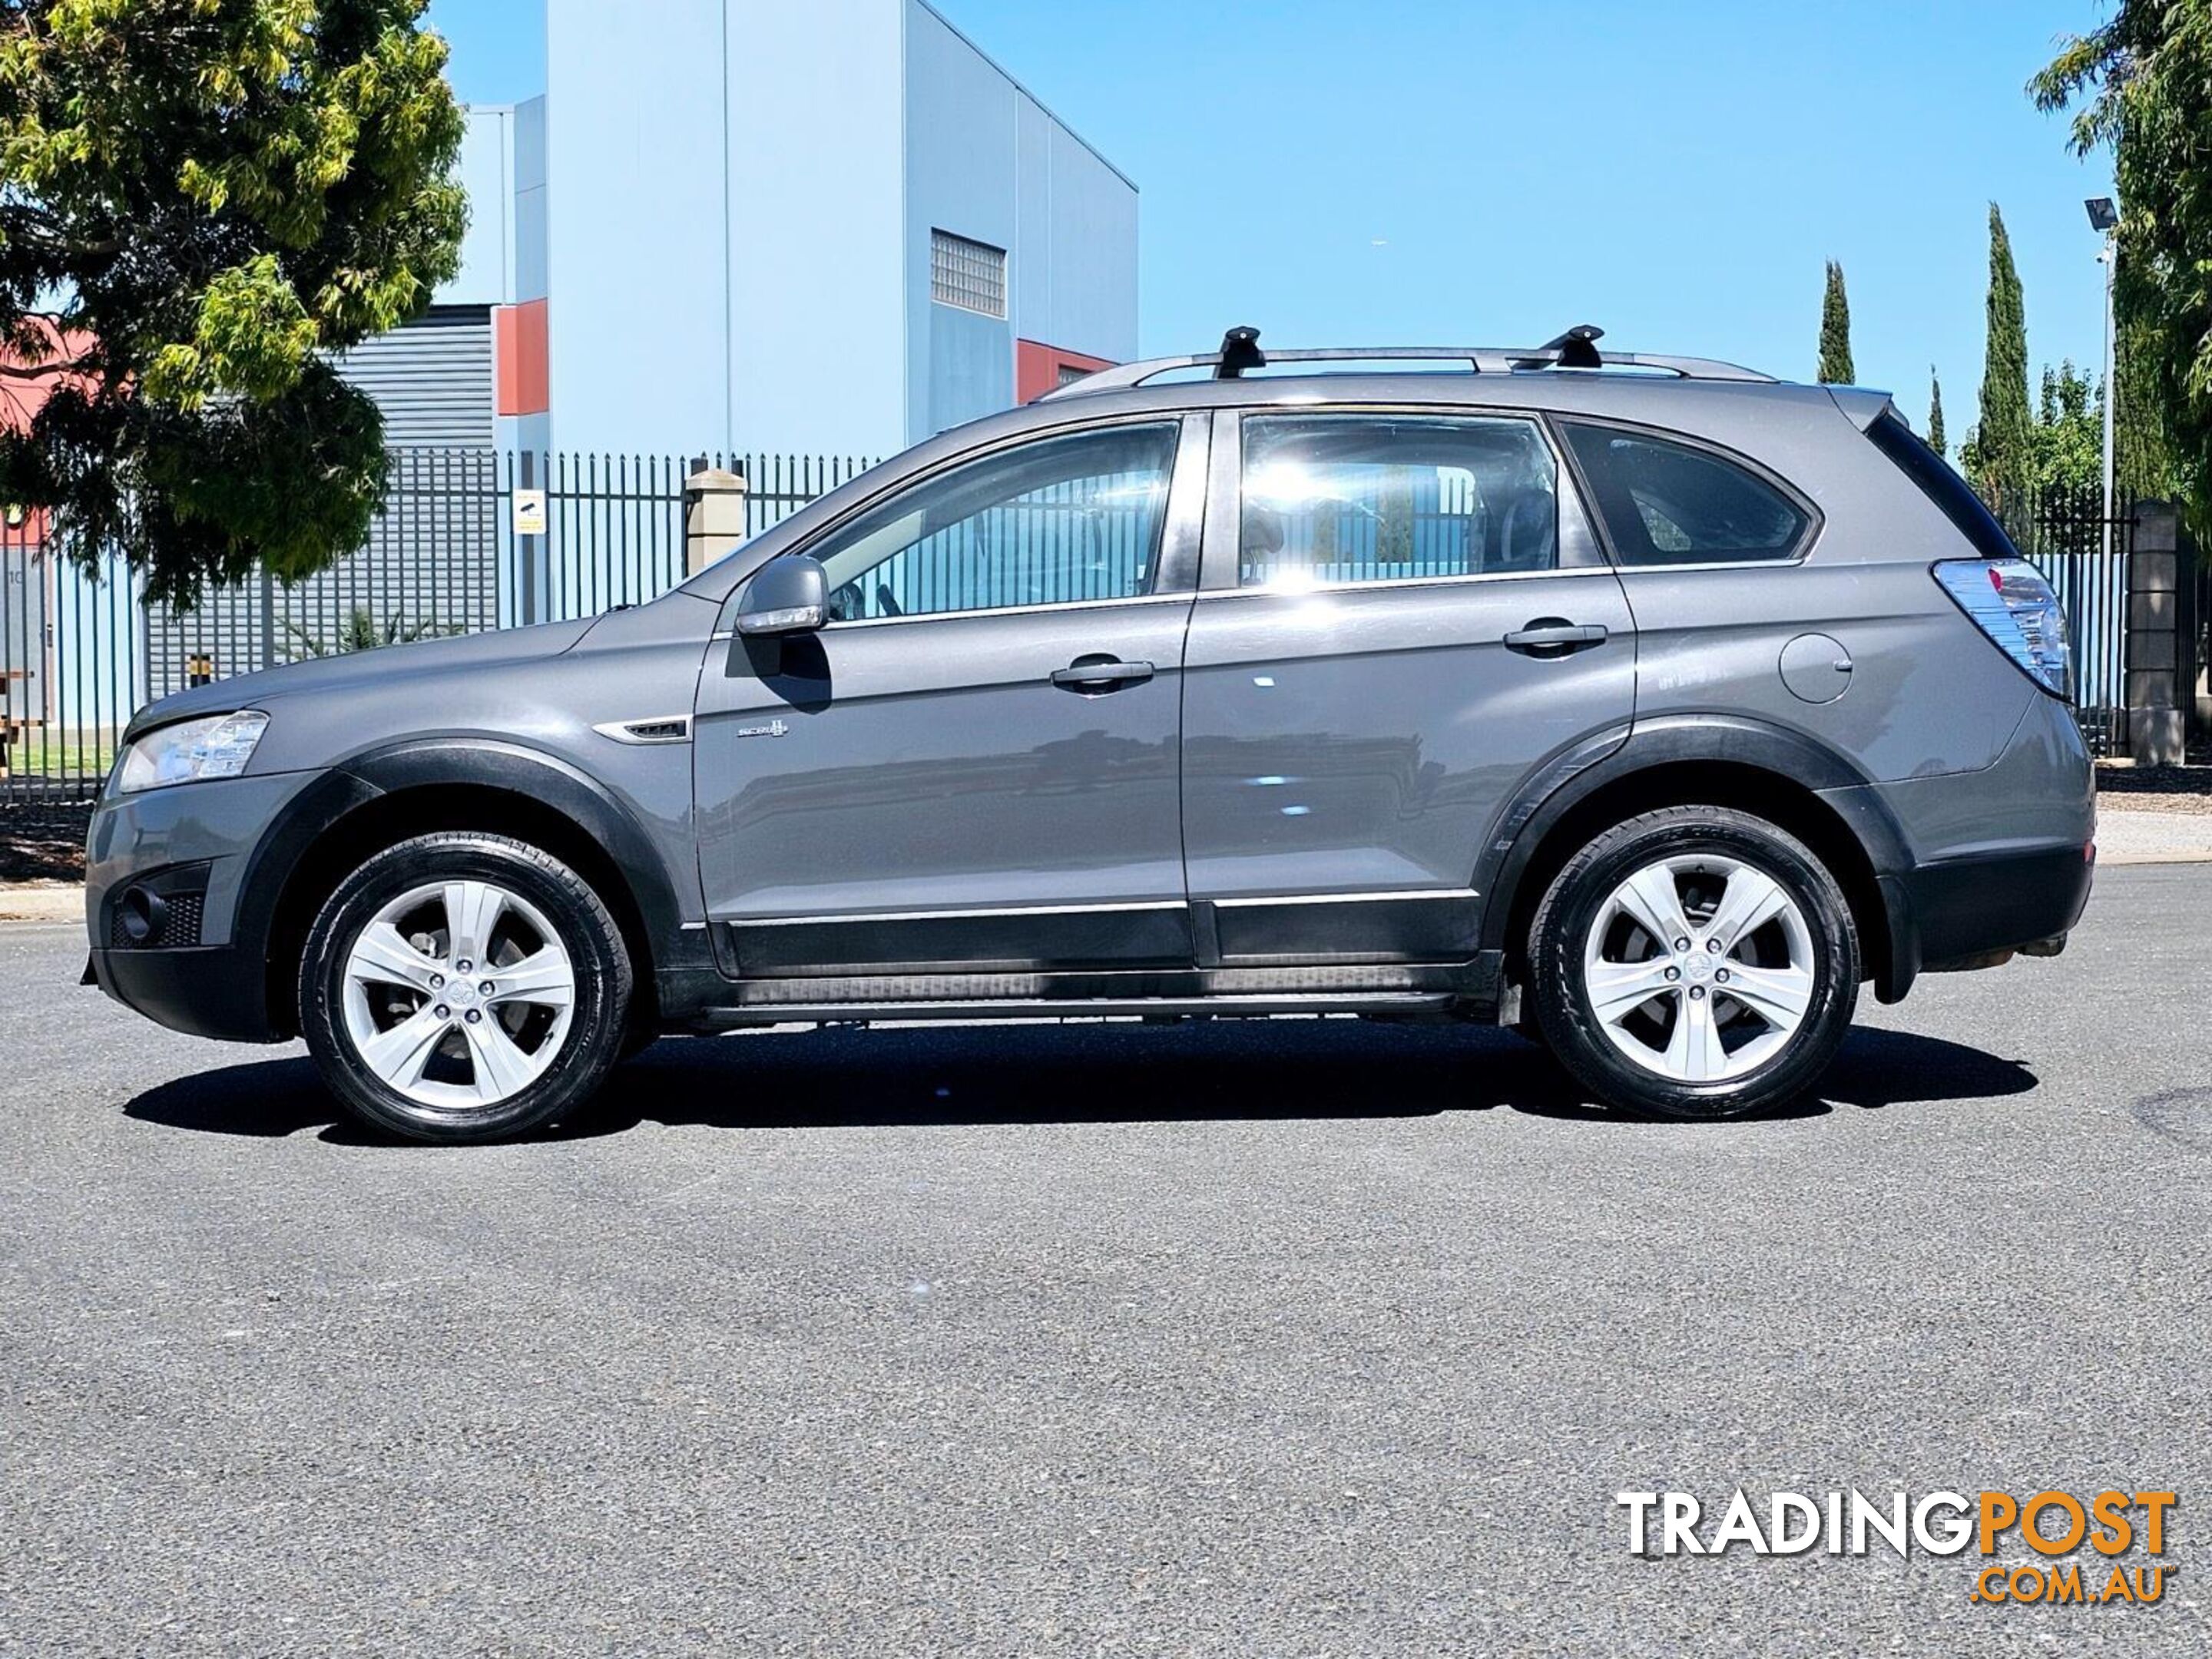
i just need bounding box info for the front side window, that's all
[1561,423,1810,566]
[813,423,1178,623]
[1238,415,1561,591]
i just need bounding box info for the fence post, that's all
[515,450,541,627]
[684,462,748,577]
[2128,498,2187,767]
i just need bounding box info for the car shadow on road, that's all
[123,1020,2038,1142]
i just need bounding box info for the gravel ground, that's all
[2,866,2207,1655]
[2097,807,2212,863]
[2093,760,2212,810]
[2092,789,2212,816]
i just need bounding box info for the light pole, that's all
[2087,196,2119,556]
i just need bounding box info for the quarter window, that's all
[1561,424,1810,566]
[812,424,1179,622]
[1238,415,1561,590]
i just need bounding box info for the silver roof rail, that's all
[1040,325,1776,400]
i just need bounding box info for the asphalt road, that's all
[3,866,2208,1657]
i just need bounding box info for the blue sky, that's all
[427,1,2117,435]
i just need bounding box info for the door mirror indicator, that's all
[736,556,830,635]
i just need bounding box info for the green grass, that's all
[0,737,117,782]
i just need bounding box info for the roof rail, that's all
[1040,325,1776,399]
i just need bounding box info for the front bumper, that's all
[88,939,281,1044]
[84,769,327,1044]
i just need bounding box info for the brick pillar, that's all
[684,465,748,577]
[2128,500,2187,766]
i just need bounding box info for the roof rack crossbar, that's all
[1041,331,1774,399]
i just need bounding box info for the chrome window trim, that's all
[1611,557,1809,575]
[815,590,1197,633]
[1191,563,1623,602]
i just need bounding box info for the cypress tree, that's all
[2114,313,2177,502]
[1817,260,1855,383]
[1971,204,2033,515]
[1929,367,1948,458]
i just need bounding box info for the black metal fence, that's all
[2008,484,2137,757]
[0,448,874,803]
[0,449,2172,803]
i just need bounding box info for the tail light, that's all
[1932,559,2072,700]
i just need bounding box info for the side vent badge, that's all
[592,716,693,745]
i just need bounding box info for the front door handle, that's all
[1502,619,1609,657]
[1051,655,1155,693]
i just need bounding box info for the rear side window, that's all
[1561,423,1810,567]
[1864,408,2022,562]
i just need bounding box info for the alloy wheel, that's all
[1580,853,1815,1084]
[339,879,577,1109]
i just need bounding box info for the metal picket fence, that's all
[0,451,2175,803]
[2004,484,2140,758]
[0,448,874,803]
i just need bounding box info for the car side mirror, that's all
[736,555,829,635]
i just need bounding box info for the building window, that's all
[931,230,1007,318]
[1056,363,1091,388]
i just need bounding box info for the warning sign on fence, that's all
[511,488,547,536]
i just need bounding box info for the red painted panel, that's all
[1017,339,1115,404]
[495,298,550,416]
[0,319,94,545]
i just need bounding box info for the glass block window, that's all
[931,230,1007,318]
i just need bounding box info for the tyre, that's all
[298,833,634,1143]
[1526,806,1858,1120]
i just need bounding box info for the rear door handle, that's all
[1051,655,1155,693]
[1502,619,1609,656]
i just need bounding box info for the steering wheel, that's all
[875,584,903,618]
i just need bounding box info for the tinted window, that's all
[813,423,1178,622]
[1562,424,1810,566]
[1865,408,2022,562]
[1239,415,1560,590]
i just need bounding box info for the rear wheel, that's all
[298,833,633,1143]
[1527,806,1858,1119]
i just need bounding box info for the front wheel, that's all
[1527,806,1859,1119]
[298,833,634,1143]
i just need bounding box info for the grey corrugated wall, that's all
[138,307,502,691]
[330,305,495,448]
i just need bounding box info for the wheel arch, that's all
[243,741,681,1038]
[1478,717,1916,1003]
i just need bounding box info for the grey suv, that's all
[84,327,2095,1141]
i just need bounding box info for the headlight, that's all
[116,711,270,794]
